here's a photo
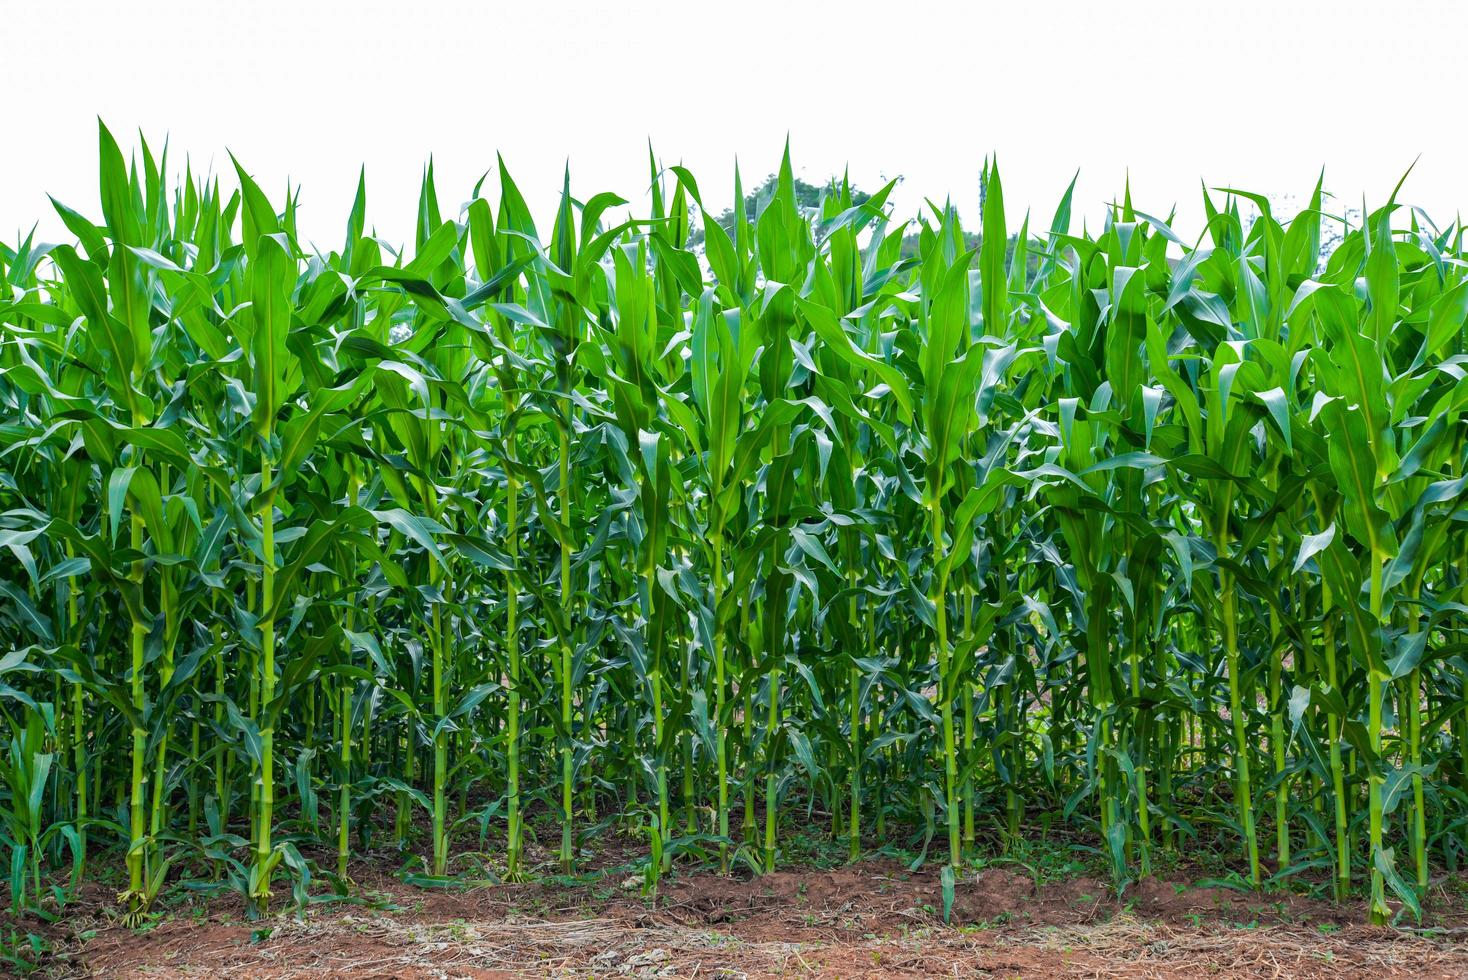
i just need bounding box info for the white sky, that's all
[5,0,1466,251]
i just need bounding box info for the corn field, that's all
[2,124,1467,929]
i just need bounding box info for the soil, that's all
[28,855,1468,978]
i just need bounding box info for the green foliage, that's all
[1,128,1466,930]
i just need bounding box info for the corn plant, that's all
[2,123,1468,927]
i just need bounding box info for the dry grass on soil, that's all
[34,857,1468,979]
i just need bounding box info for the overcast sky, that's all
[5,0,1466,250]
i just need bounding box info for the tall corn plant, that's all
[5,132,1468,927]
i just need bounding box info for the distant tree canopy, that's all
[686,172,873,248]
[688,170,1039,278]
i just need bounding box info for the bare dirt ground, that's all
[37,858,1468,978]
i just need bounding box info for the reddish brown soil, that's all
[31,858,1468,978]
